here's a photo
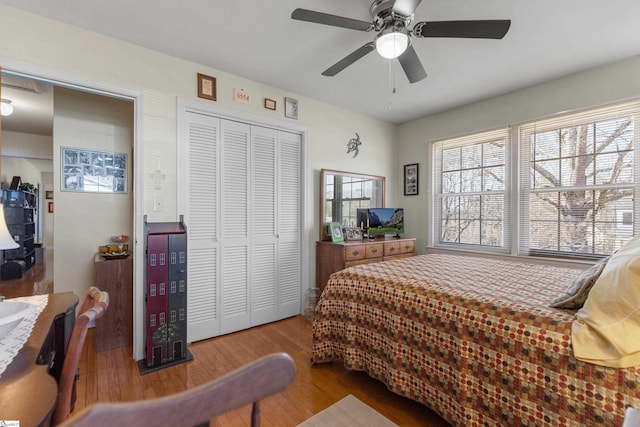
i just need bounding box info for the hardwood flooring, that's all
[0,250,53,299]
[5,252,451,426]
[75,316,451,426]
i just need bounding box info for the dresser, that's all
[316,237,416,292]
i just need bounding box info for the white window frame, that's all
[432,128,510,254]
[428,99,640,260]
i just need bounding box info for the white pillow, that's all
[572,236,640,368]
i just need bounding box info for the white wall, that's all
[1,131,53,158]
[1,156,41,190]
[398,56,640,254]
[53,87,133,307]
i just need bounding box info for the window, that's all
[520,101,638,257]
[434,129,509,251]
[430,100,639,259]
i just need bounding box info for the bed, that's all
[311,254,640,426]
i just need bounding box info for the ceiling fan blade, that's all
[322,43,375,76]
[392,0,423,17]
[413,20,511,39]
[397,45,427,83]
[291,8,372,31]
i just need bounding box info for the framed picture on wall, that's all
[197,72,217,101]
[404,163,419,196]
[61,147,127,193]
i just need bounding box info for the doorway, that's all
[1,72,135,300]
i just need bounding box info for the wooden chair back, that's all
[52,286,109,425]
[59,352,296,427]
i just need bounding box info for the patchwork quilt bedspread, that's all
[312,254,640,426]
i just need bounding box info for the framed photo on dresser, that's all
[328,222,344,243]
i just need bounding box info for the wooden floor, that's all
[4,252,451,426]
[76,316,451,426]
[0,250,53,298]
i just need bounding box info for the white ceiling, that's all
[0,0,639,125]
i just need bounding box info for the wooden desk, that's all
[0,292,78,426]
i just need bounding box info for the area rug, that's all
[297,394,398,427]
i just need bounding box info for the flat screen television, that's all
[359,208,404,237]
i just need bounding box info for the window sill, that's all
[426,245,592,270]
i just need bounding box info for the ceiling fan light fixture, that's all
[375,28,409,59]
[1,99,13,117]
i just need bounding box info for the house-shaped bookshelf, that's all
[138,216,192,374]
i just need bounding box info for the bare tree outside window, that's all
[523,114,635,256]
[433,101,638,258]
[436,131,508,248]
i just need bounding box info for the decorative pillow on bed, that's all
[549,257,609,309]
[572,236,640,368]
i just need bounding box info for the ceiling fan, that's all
[291,0,511,83]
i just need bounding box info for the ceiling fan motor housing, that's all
[370,0,414,31]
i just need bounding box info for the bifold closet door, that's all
[251,128,302,325]
[251,126,278,326]
[183,110,302,341]
[184,112,221,343]
[276,130,302,319]
[220,119,252,335]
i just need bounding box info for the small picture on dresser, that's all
[344,227,363,241]
[328,222,344,243]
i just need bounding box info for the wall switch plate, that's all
[153,196,164,212]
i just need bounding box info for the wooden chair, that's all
[59,352,296,427]
[52,286,110,425]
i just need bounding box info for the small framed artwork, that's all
[284,97,298,119]
[328,222,344,243]
[45,191,53,200]
[404,163,419,196]
[197,72,217,101]
[264,98,276,111]
[48,202,54,213]
[344,227,363,241]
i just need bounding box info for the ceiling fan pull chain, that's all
[388,60,395,110]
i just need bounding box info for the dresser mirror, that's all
[319,169,385,241]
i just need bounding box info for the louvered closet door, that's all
[220,119,251,335]
[277,131,302,319]
[251,126,278,326]
[184,112,221,343]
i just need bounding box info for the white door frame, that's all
[0,57,146,360]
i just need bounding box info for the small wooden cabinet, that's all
[316,237,416,292]
[94,254,133,351]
